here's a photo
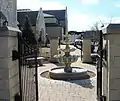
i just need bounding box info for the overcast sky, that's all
[17,0,120,31]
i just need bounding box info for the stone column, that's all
[0,26,20,101]
[50,38,59,62]
[82,39,92,63]
[102,24,120,101]
[0,0,17,27]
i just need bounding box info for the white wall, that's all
[46,26,63,39]
[45,18,58,24]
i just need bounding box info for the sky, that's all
[17,0,120,31]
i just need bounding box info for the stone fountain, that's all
[49,33,93,80]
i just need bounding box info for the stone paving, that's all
[38,47,97,101]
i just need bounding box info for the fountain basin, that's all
[49,67,95,80]
[58,55,78,64]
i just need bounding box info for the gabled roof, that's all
[17,10,66,26]
[43,10,65,20]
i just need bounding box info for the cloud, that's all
[110,17,120,23]
[17,0,101,31]
[97,16,120,24]
[38,1,65,10]
[81,0,99,5]
[68,11,120,31]
[17,0,40,10]
[68,12,99,31]
[113,1,120,8]
[17,0,120,31]
[116,4,120,7]
[17,0,65,10]
[68,13,90,31]
[114,1,120,7]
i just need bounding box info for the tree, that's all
[91,22,100,42]
[91,22,99,31]
[22,15,37,45]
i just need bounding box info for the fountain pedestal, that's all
[64,63,72,73]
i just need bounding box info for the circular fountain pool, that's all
[40,67,96,80]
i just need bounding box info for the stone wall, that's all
[8,36,19,101]
[102,24,120,101]
[0,0,17,27]
[108,34,120,101]
[0,27,20,101]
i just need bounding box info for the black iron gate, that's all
[96,30,106,101]
[18,33,38,101]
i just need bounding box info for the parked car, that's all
[74,39,83,46]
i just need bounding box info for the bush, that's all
[22,15,37,45]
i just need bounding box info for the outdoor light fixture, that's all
[12,50,19,61]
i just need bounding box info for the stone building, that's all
[17,9,68,40]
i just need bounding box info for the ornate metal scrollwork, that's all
[0,11,8,27]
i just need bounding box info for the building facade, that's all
[17,9,67,40]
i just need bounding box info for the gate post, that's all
[82,31,92,63]
[0,26,21,101]
[102,24,120,101]
[50,38,59,62]
[82,39,92,63]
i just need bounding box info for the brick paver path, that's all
[38,46,97,101]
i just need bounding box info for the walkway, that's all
[38,47,97,101]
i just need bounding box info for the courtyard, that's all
[1,0,120,100]
[38,46,97,101]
